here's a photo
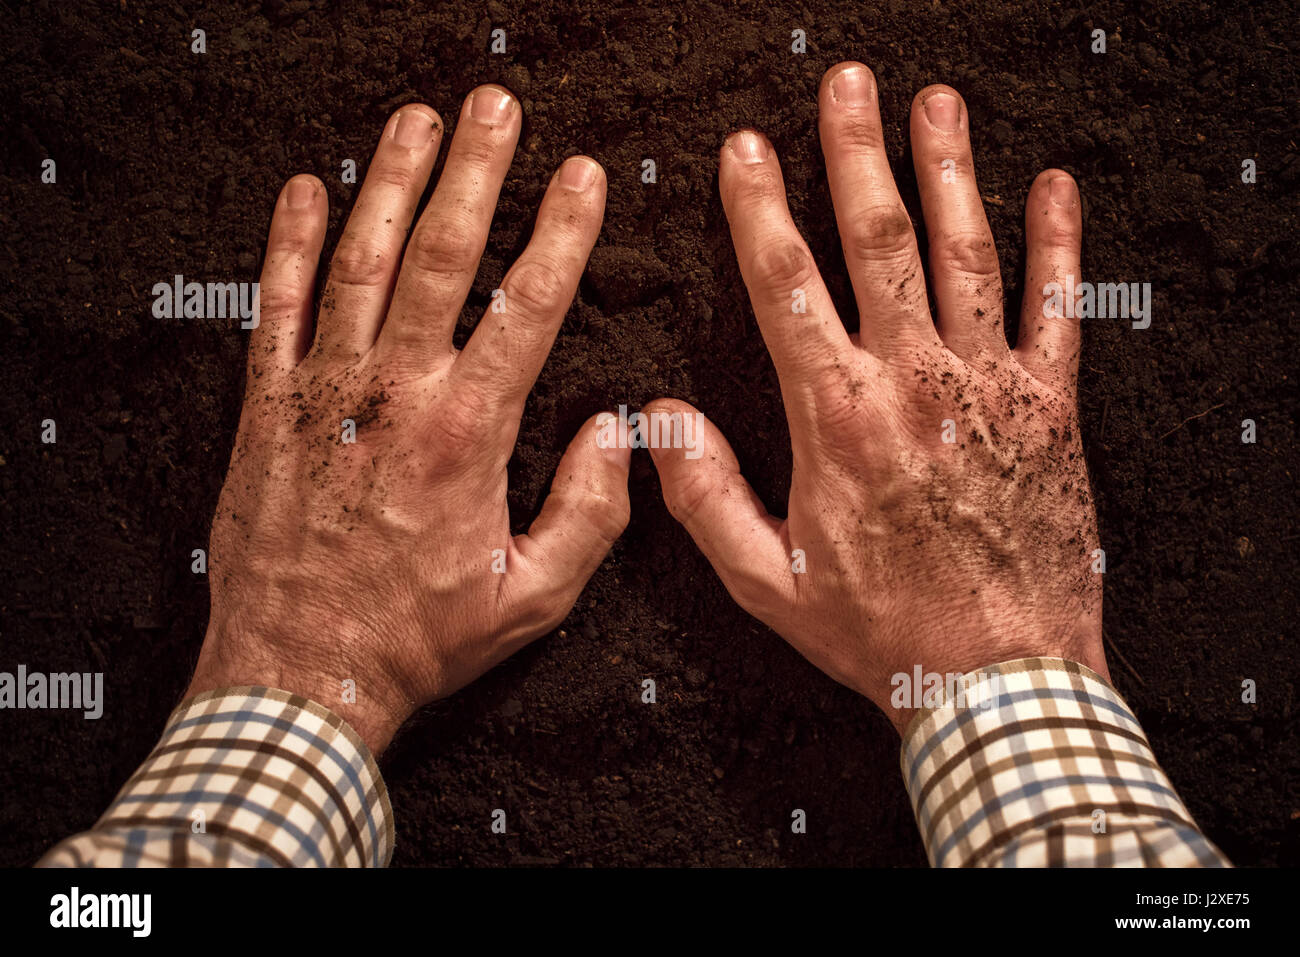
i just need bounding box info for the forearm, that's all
[900,657,1229,867]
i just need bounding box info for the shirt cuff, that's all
[899,657,1229,867]
[40,686,394,867]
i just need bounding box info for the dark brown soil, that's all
[2,1,1296,866]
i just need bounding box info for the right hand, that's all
[646,62,1109,734]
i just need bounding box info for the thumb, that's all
[642,398,794,618]
[511,412,632,607]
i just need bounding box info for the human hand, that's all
[187,86,631,755]
[646,62,1108,734]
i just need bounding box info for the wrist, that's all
[186,627,414,756]
[878,649,1112,740]
[872,611,1110,738]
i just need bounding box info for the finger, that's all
[447,155,605,429]
[379,85,522,369]
[252,174,327,376]
[313,105,443,361]
[718,129,851,406]
[817,62,935,354]
[642,398,795,621]
[509,412,632,620]
[909,85,1006,361]
[1015,169,1083,392]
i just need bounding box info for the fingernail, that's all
[602,434,632,466]
[923,92,960,131]
[286,178,315,209]
[1050,175,1077,208]
[831,65,873,107]
[470,86,515,124]
[559,156,599,191]
[729,130,769,164]
[394,110,434,148]
[594,413,632,464]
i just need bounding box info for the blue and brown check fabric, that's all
[39,659,1226,867]
[38,687,393,867]
[901,658,1229,867]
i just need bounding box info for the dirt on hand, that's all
[0,1,1295,866]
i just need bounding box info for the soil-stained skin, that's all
[757,330,1103,712]
[1,0,1295,866]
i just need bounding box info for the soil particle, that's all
[0,0,1295,867]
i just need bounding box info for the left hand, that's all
[188,87,631,755]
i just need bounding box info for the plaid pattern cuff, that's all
[38,687,394,868]
[900,657,1229,868]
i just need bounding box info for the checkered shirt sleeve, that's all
[37,687,393,867]
[900,657,1230,867]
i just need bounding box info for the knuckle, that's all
[555,483,630,548]
[455,131,501,171]
[408,219,480,275]
[734,165,785,205]
[933,229,1000,279]
[750,238,817,298]
[836,114,887,152]
[1040,213,1083,251]
[267,230,315,260]
[664,466,715,527]
[430,395,485,461]
[848,203,916,262]
[585,489,632,544]
[329,238,390,288]
[934,154,974,179]
[364,161,419,193]
[254,287,304,319]
[506,258,568,319]
[814,388,868,438]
